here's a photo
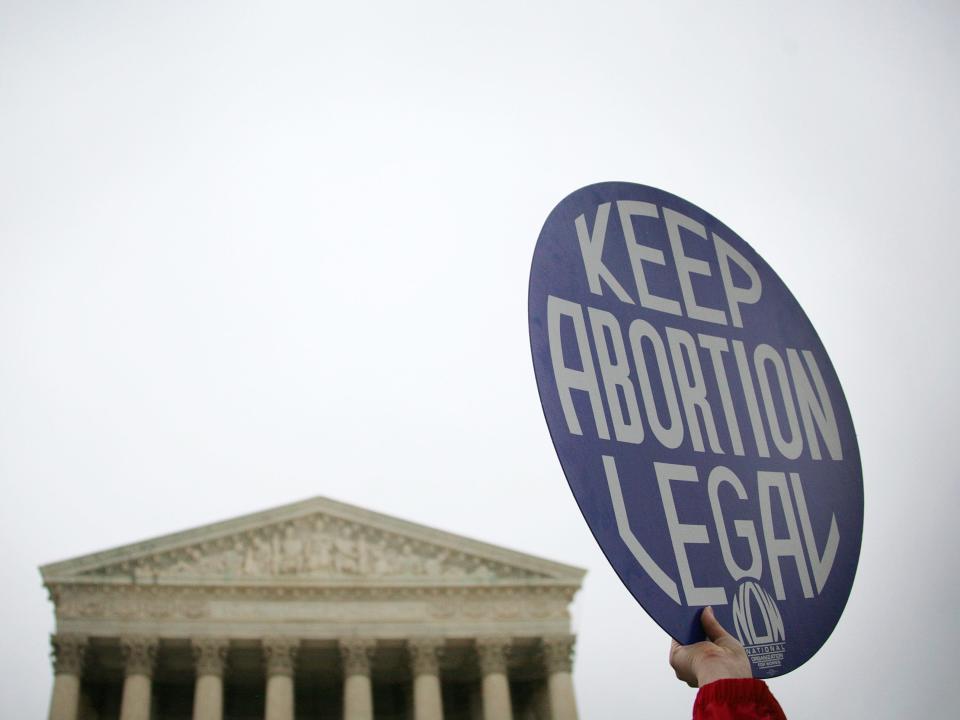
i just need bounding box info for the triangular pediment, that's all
[40,496,585,587]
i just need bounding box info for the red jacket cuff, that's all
[693,678,787,720]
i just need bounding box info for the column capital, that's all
[541,635,576,674]
[192,638,229,677]
[407,637,444,677]
[339,638,376,677]
[476,636,512,675]
[50,634,88,676]
[263,637,299,678]
[121,636,159,678]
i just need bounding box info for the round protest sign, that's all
[528,182,862,677]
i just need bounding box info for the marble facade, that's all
[41,497,585,720]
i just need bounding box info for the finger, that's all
[669,639,687,667]
[669,639,682,662]
[700,606,733,643]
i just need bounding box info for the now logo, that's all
[732,580,785,648]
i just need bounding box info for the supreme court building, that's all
[41,497,585,720]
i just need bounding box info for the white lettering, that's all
[787,349,843,461]
[588,308,644,444]
[603,455,680,603]
[714,232,762,328]
[755,344,803,460]
[656,462,727,606]
[708,466,762,581]
[575,203,635,303]
[546,296,610,439]
[628,319,684,449]
[663,208,727,325]
[791,472,839,594]
[666,328,723,454]
[758,471,814,600]
[617,200,681,315]
[732,340,770,457]
[698,334,745,456]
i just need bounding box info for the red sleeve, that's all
[692,679,787,720]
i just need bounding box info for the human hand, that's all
[669,606,753,688]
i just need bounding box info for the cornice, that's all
[46,580,578,602]
[43,575,582,591]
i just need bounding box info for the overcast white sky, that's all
[2,1,958,717]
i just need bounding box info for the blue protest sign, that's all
[529,182,862,677]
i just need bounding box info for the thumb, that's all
[700,606,732,643]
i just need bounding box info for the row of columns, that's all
[48,633,577,720]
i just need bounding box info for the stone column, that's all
[339,638,375,720]
[476,636,512,720]
[408,637,444,720]
[191,638,228,720]
[542,636,578,720]
[263,638,299,720]
[119,636,158,720]
[48,634,88,720]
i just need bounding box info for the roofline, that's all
[40,495,588,582]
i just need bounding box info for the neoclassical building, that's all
[41,497,585,720]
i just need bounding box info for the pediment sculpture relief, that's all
[81,515,542,582]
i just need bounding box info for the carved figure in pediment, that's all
[356,534,373,575]
[243,534,272,575]
[472,561,499,580]
[398,544,424,575]
[222,540,244,575]
[333,528,360,574]
[172,547,201,575]
[279,525,305,574]
[304,518,331,572]
[242,542,258,575]
[444,562,467,578]
[270,532,283,574]
[307,534,333,572]
[423,550,444,576]
[371,540,392,575]
[195,547,222,576]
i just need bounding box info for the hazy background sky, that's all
[2,1,958,717]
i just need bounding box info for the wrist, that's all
[695,670,724,688]
[695,666,752,687]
